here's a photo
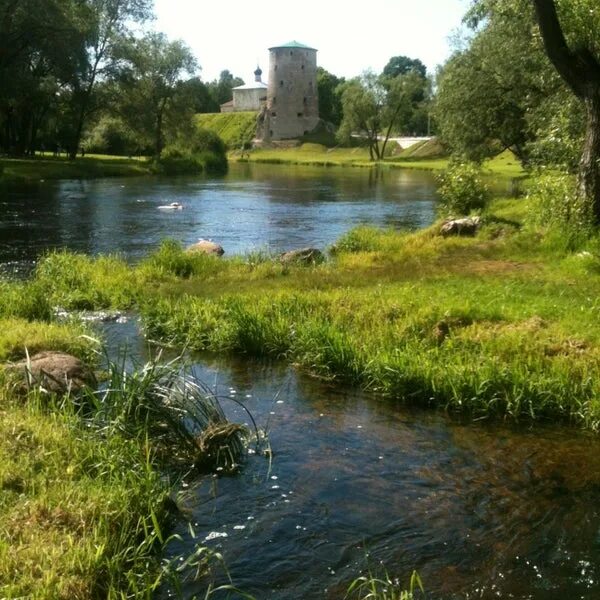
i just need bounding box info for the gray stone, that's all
[7,351,96,395]
[439,216,482,237]
[280,247,324,265]
[186,240,225,256]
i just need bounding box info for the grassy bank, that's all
[0,304,249,596]
[237,143,525,177]
[0,153,152,183]
[7,193,600,430]
[196,112,258,148]
[0,316,173,598]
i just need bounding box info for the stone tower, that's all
[263,41,319,140]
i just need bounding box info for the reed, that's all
[346,568,424,600]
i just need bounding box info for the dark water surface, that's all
[102,319,600,600]
[0,163,436,275]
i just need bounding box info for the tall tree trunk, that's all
[579,90,600,222]
[532,0,600,224]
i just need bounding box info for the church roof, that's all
[269,40,316,51]
[233,81,268,90]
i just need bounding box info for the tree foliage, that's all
[383,55,427,79]
[317,67,345,127]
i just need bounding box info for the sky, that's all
[152,0,469,83]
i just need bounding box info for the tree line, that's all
[0,0,247,159]
[434,0,600,226]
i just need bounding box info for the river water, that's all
[0,163,436,275]
[3,165,600,598]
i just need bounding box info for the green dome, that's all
[269,40,317,51]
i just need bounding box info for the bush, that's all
[83,117,145,156]
[436,162,489,216]
[526,171,593,243]
[154,129,228,175]
[153,146,204,176]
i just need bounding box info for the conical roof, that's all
[269,40,317,51]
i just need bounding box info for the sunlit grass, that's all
[0,154,151,182]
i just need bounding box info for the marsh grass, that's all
[85,352,251,473]
[346,569,424,600]
[0,343,258,598]
[0,388,173,599]
[8,195,600,429]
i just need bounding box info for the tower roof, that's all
[269,40,317,51]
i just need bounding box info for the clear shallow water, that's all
[0,163,436,275]
[101,319,600,600]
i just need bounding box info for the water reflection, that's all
[0,163,437,274]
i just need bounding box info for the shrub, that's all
[526,171,592,233]
[436,162,489,216]
[153,146,204,176]
[154,129,228,176]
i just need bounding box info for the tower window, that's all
[272,112,277,117]
[303,96,307,104]
[297,112,303,117]
[274,65,278,71]
[280,80,284,87]
[273,97,276,104]
[301,64,305,70]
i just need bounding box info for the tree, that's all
[531,0,600,223]
[317,67,345,127]
[0,0,87,155]
[65,0,153,159]
[207,69,243,108]
[383,55,427,79]
[434,1,559,163]
[337,73,384,160]
[338,70,427,160]
[117,33,198,157]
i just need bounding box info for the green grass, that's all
[0,153,152,183]
[195,112,258,148]
[238,143,526,178]
[0,275,256,596]
[0,388,173,599]
[9,194,600,430]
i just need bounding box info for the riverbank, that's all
[0,318,172,598]
[6,193,600,430]
[233,143,526,177]
[0,312,251,597]
[0,154,152,183]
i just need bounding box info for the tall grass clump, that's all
[33,250,137,310]
[437,161,489,216]
[346,568,424,600]
[0,388,174,599]
[140,240,226,280]
[0,280,53,320]
[84,353,251,473]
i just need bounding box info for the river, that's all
[3,164,600,598]
[0,163,436,275]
